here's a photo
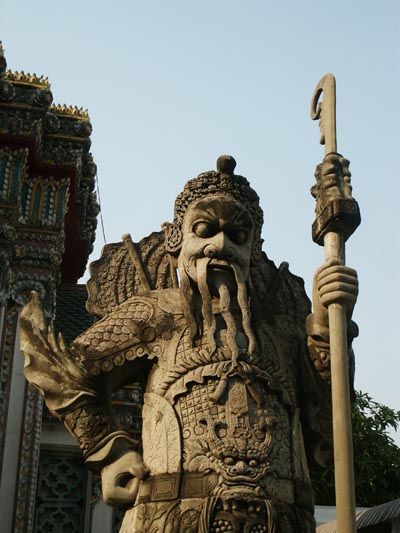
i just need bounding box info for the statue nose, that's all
[231,461,249,475]
[203,234,236,261]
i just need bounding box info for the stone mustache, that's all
[20,155,358,532]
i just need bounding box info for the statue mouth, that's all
[216,479,266,499]
[222,470,264,483]
[207,259,232,272]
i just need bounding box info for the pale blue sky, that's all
[2,1,399,441]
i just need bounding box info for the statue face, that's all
[178,195,254,288]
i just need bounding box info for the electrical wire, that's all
[95,171,107,244]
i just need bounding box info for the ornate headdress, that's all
[165,155,264,260]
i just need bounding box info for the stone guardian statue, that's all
[20,155,358,532]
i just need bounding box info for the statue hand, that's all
[311,153,353,210]
[101,450,149,506]
[312,260,359,326]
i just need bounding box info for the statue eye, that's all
[193,222,215,238]
[231,230,247,245]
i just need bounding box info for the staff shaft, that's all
[324,232,356,533]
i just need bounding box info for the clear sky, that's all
[2,1,399,442]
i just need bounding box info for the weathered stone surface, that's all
[20,155,359,532]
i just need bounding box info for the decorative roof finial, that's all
[0,41,7,75]
[216,154,236,175]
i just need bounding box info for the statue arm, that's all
[305,312,358,389]
[55,358,150,504]
[20,291,151,505]
[57,392,138,467]
[61,398,149,505]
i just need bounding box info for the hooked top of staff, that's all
[311,73,337,154]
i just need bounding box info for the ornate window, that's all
[0,147,28,205]
[19,175,69,228]
[34,449,91,533]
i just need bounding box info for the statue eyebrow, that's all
[189,200,253,228]
[193,206,218,220]
[228,209,253,227]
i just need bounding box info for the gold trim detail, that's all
[51,104,89,120]
[5,70,50,88]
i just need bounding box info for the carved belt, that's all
[136,473,312,510]
[137,471,218,503]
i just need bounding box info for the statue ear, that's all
[163,222,183,254]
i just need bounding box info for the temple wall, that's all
[0,42,99,532]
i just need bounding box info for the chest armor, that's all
[142,322,305,503]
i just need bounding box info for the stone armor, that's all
[20,155,359,532]
[70,276,328,532]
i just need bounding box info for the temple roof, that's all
[54,284,95,344]
[0,41,99,283]
[317,499,400,531]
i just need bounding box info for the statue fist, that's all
[312,260,359,325]
[101,450,149,506]
[311,153,353,213]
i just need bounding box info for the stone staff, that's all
[311,73,361,532]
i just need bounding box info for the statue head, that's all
[177,194,254,288]
[166,156,262,357]
[166,155,264,265]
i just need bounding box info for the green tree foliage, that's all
[311,391,400,507]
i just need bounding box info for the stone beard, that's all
[21,156,358,533]
[178,250,257,366]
